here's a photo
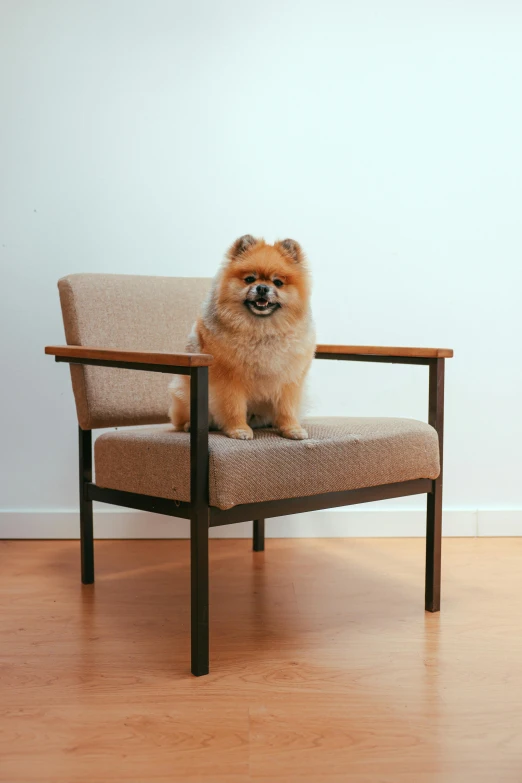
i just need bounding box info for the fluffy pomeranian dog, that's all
[169,234,315,440]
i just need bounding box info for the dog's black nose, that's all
[256,284,269,296]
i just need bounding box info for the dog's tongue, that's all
[256,298,268,306]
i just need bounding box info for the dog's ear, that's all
[275,238,303,263]
[228,234,259,259]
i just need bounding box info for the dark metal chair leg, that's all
[79,426,94,585]
[191,511,209,676]
[190,366,210,676]
[425,480,442,611]
[425,359,444,612]
[253,519,265,551]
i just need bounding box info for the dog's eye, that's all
[244,276,256,284]
[273,279,284,287]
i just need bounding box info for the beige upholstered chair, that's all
[46,273,453,676]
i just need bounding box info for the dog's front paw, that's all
[280,426,309,440]
[171,421,190,432]
[224,426,254,440]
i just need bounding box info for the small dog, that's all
[169,235,315,439]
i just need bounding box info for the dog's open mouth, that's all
[246,298,280,316]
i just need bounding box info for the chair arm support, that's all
[45,345,213,375]
[46,345,211,504]
[315,344,453,366]
[315,343,447,474]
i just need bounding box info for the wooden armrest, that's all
[45,345,213,367]
[316,344,453,359]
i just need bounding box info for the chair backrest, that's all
[58,274,212,429]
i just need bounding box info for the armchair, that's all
[46,273,452,676]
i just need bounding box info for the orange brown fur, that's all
[169,235,315,440]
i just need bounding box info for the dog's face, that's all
[217,235,310,325]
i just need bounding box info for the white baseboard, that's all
[0,508,520,538]
[477,510,522,536]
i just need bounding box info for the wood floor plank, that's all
[1,539,522,781]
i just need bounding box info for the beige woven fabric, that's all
[58,274,211,429]
[95,417,440,510]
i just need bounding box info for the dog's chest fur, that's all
[231,329,311,389]
[194,312,314,400]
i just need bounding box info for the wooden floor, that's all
[1,538,522,782]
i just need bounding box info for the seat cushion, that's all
[94,417,440,511]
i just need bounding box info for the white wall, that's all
[1,0,521,536]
